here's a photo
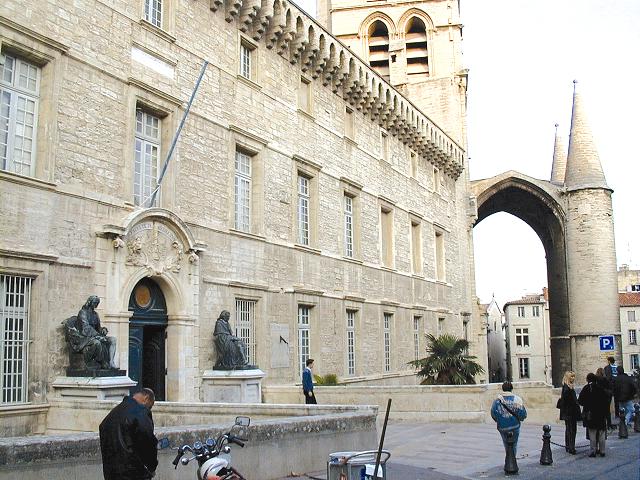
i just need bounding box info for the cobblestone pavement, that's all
[278,422,640,480]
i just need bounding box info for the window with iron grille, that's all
[235,299,256,365]
[298,305,310,377]
[413,316,421,361]
[0,52,40,177]
[346,310,356,375]
[518,357,530,379]
[1,274,32,404]
[144,0,163,28]
[134,109,161,206]
[234,150,251,232]
[344,195,354,257]
[297,175,310,245]
[384,313,392,372]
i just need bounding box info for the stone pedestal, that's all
[51,376,137,400]
[201,369,266,403]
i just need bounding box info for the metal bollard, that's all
[634,404,640,433]
[504,430,519,475]
[618,408,628,439]
[539,425,553,465]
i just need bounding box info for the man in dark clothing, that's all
[613,366,638,426]
[99,388,158,480]
[603,356,619,423]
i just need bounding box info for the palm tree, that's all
[409,333,484,385]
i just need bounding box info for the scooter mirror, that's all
[234,416,250,427]
[157,438,171,450]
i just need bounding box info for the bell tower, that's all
[317,0,467,145]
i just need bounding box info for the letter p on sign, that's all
[598,335,615,351]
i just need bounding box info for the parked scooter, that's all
[170,416,251,480]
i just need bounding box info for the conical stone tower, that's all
[563,81,620,380]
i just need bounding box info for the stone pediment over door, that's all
[102,208,207,276]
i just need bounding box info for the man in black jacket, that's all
[99,388,158,480]
[613,366,638,426]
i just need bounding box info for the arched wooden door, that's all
[128,278,168,400]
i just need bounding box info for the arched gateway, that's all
[471,87,620,385]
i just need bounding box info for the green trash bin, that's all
[327,450,390,480]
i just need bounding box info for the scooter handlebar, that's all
[228,436,245,448]
[172,448,184,467]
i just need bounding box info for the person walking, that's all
[559,371,581,454]
[578,373,609,457]
[302,358,317,404]
[491,381,527,455]
[612,366,638,426]
[603,356,619,423]
[99,388,158,480]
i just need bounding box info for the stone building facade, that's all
[503,293,552,384]
[481,297,506,383]
[0,0,478,434]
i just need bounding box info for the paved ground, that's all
[278,422,640,480]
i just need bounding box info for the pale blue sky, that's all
[297,0,640,307]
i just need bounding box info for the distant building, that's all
[481,297,506,383]
[619,293,640,373]
[618,265,640,293]
[504,292,552,383]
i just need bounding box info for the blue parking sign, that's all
[598,335,615,351]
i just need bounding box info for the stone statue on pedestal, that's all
[63,295,124,376]
[213,310,254,370]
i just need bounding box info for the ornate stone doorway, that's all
[128,278,168,400]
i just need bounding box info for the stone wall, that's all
[0,411,377,480]
[263,381,561,425]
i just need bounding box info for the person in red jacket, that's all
[99,388,158,479]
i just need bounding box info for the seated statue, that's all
[213,310,249,369]
[64,295,117,371]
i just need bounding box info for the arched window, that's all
[405,17,429,77]
[368,20,390,80]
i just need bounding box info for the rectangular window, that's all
[438,317,444,335]
[297,174,310,245]
[628,310,636,322]
[410,150,418,178]
[433,167,441,193]
[345,107,354,139]
[435,231,445,281]
[344,195,354,258]
[517,306,525,318]
[298,305,310,376]
[411,220,422,274]
[234,150,252,232]
[381,130,389,161]
[144,0,163,28]
[0,274,32,404]
[631,354,639,371]
[0,53,40,177]
[516,327,530,347]
[518,357,530,379]
[298,77,311,113]
[383,313,392,372]
[631,284,640,292]
[346,310,356,376]
[629,329,637,345]
[413,316,421,361]
[532,305,540,317]
[380,207,393,267]
[239,41,254,80]
[134,109,161,207]
[235,299,256,365]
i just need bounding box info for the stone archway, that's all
[471,171,619,386]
